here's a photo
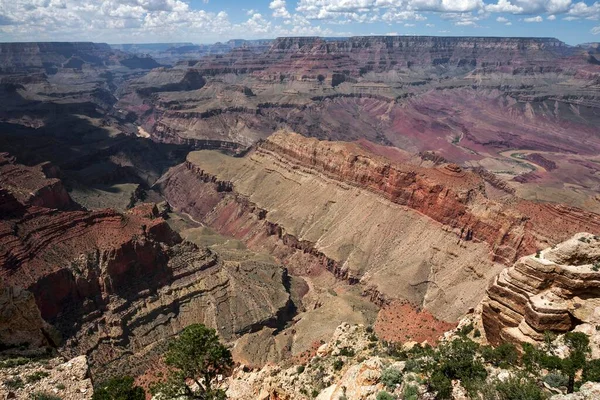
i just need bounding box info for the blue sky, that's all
[0,1,599,45]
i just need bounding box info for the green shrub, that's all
[583,359,600,383]
[459,322,474,336]
[405,358,424,373]
[30,393,62,400]
[375,391,395,400]
[93,376,145,400]
[380,367,403,390]
[482,343,519,368]
[27,371,50,383]
[544,372,568,388]
[403,385,419,400]
[431,337,487,398]
[296,365,305,374]
[333,359,344,371]
[4,376,24,389]
[495,375,547,400]
[0,357,30,368]
[339,347,355,357]
[429,370,452,399]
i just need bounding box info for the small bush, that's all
[544,372,568,388]
[333,359,344,371]
[459,322,474,336]
[27,371,50,383]
[380,367,403,390]
[405,358,424,373]
[376,391,395,400]
[403,385,419,400]
[482,343,519,368]
[30,393,62,400]
[4,376,25,389]
[339,347,355,357]
[56,383,66,390]
[0,357,30,368]
[583,359,600,382]
[296,365,305,374]
[495,375,547,400]
[93,376,145,400]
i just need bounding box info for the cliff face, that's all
[159,132,600,323]
[0,42,113,73]
[0,153,74,211]
[0,155,292,379]
[257,132,600,263]
[259,36,572,76]
[482,233,600,347]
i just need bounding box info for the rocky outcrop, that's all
[0,153,74,211]
[482,233,600,346]
[0,285,59,350]
[128,68,206,96]
[0,355,93,400]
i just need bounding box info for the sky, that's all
[0,0,599,45]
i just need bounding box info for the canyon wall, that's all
[0,155,292,379]
[158,131,600,322]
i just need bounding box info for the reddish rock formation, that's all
[0,154,292,380]
[260,132,600,263]
[0,153,74,211]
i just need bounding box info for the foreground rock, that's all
[483,233,600,348]
[0,355,93,400]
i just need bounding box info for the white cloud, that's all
[496,16,509,22]
[547,14,556,20]
[567,2,600,20]
[269,0,291,19]
[592,26,600,34]
[524,15,544,22]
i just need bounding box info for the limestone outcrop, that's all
[0,355,93,400]
[482,233,600,346]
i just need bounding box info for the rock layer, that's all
[0,155,292,379]
[482,233,600,346]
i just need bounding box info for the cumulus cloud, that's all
[0,0,598,42]
[0,0,339,41]
[269,0,291,19]
[524,15,544,22]
[592,26,600,34]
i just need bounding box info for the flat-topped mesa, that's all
[482,233,600,347]
[0,42,113,72]
[270,37,321,51]
[260,36,572,76]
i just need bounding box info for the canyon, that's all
[0,35,599,398]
